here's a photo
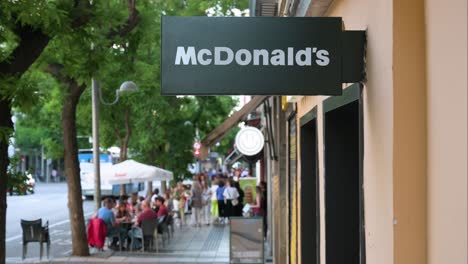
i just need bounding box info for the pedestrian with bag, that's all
[223,179,240,224]
[233,181,244,216]
[201,179,212,225]
[190,174,203,227]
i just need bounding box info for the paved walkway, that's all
[9,224,230,264]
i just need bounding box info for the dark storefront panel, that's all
[323,83,365,264]
[299,106,320,264]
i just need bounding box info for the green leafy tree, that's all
[1,0,248,262]
[41,1,141,256]
[0,1,85,261]
[14,72,67,160]
[6,155,33,196]
[95,0,244,184]
[1,0,141,258]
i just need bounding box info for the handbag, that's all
[232,198,239,206]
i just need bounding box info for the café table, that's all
[118,219,136,251]
[120,220,136,230]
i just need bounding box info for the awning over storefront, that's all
[200,96,268,159]
[224,147,264,166]
[225,148,243,165]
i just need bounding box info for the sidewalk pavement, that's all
[9,223,230,264]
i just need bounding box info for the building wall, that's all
[392,0,428,263]
[425,0,468,263]
[279,0,466,263]
[325,0,396,264]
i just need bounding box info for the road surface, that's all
[5,183,94,263]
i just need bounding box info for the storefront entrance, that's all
[324,84,364,264]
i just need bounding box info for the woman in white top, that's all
[201,180,212,225]
[223,179,240,221]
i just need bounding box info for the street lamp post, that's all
[92,78,137,211]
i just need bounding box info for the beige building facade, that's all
[271,0,467,264]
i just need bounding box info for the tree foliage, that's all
[2,0,249,261]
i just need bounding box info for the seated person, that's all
[134,200,157,227]
[155,197,168,218]
[128,200,157,250]
[118,194,132,213]
[152,199,159,214]
[97,198,127,248]
[151,188,161,209]
[116,202,131,223]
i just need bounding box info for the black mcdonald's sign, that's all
[161,17,365,96]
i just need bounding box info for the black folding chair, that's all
[166,214,175,239]
[157,215,170,246]
[21,219,50,260]
[141,219,158,252]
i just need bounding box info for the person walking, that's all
[201,180,212,225]
[190,174,203,227]
[210,177,219,224]
[223,179,240,224]
[216,180,226,224]
[174,183,187,226]
[233,181,244,216]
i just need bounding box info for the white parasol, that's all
[105,159,173,185]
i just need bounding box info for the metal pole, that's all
[41,145,45,180]
[92,78,102,211]
[46,158,50,183]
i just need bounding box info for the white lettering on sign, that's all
[214,47,234,65]
[174,47,330,67]
[175,46,197,65]
[197,49,212,65]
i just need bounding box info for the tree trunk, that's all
[146,148,157,198]
[147,181,153,199]
[61,82,89,256]
[119,138,128,196]
[161,181,167,194]
[160,162,167,194]
[0,99,13,264]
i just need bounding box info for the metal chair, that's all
[142,219,158,252]
[162,214,173,242]
[106,230,123,251]
[129,227,143,252]
[167,214,175,239]
[21,219,50,260]
[157,215,173,248]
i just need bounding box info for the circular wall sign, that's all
[235,126,265,156]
